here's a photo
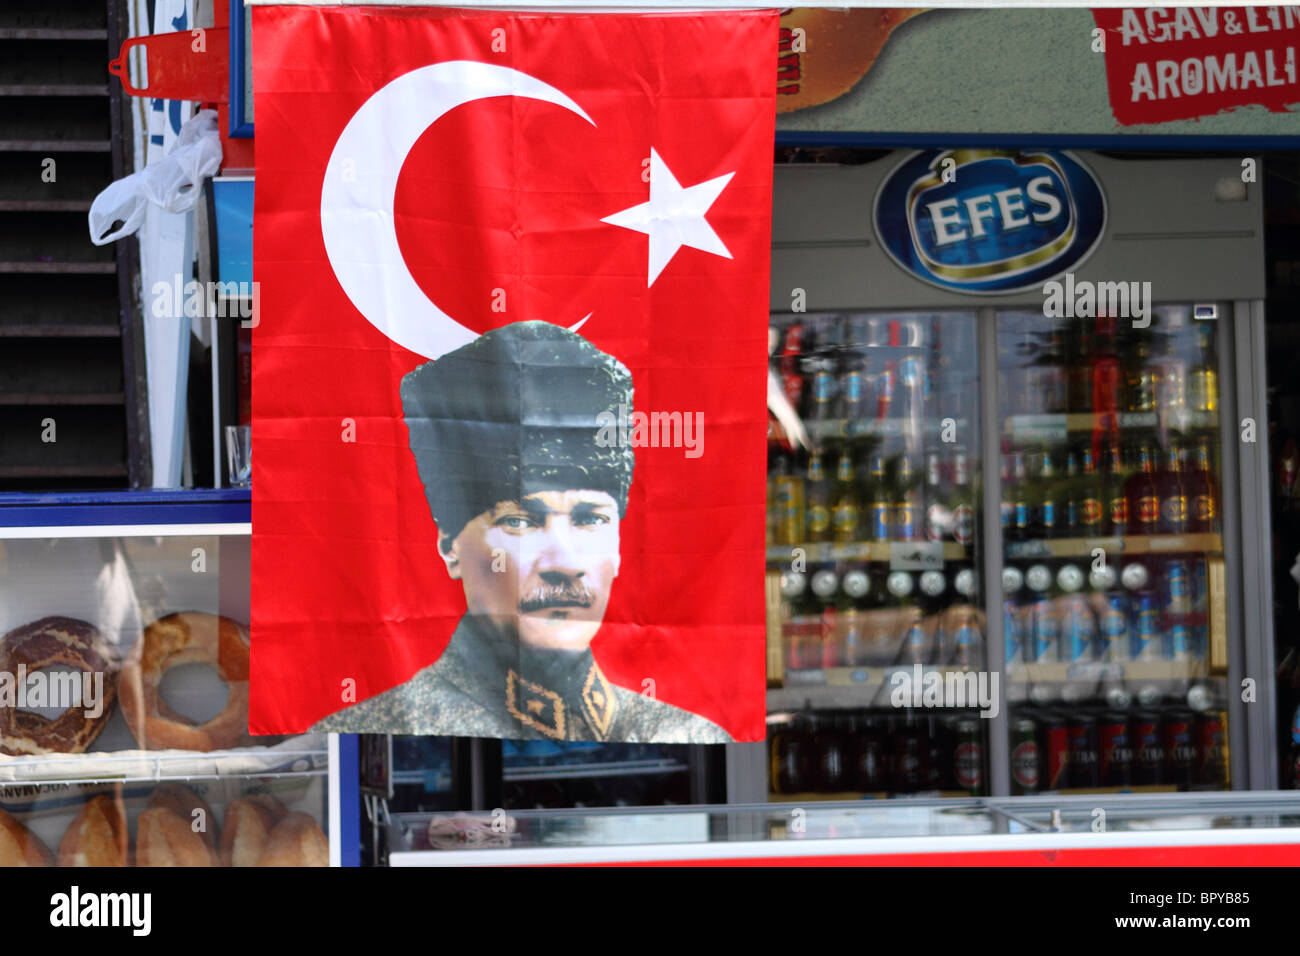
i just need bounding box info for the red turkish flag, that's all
[250,6,775,742]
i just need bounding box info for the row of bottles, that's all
[780,565,982,672]
[770,709,986,796]
[1006,316,1218,417]
[775,314,971,426]
[1004,557,1210,666]
[1001,437,1219,540]
[770,444,975,546]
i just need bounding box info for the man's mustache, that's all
[519,582,596,613]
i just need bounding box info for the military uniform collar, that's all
[441,616,619,740]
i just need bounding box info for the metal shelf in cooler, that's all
[1003,410,1218,440]
[766,540,969,565]
[1005,533,1222,559]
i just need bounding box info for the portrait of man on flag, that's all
[313,321,731,741]
[249,6,775,742]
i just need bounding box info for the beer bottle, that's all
[780,570,814,673]
[1062,448,1081,537]
[805,451,831,543]
[950,449,975,546]
[923,451,949,543]
[839,354,867,421]
[1038,449,1061,539]
[926,715,947,791]
[804,326,839,423]
[1156,442,1189,535]
[1066,319,1093,413]
[831,450,861,543]
[999,454,1014,539]
[892,710,928,794]
[1103,439,1129,536]
[1042,327,1068,414]
[866,452,892,542]
[1153,330,1188,415]
[840,567,871,667]
[812,712,847,793]
[1077,444,1105,537]
[1188,324,1219,413]
[1124,335,1159,413]
[1185,438,1219,534]
[810,565,841,669]
[772,451,805,546]
[778,322,805,411]
[771,710,812,794]
[893,454,919,542]
[1010,452,1032,542]
[1125,442,1160,536]
[1092,315,1123,414]
[850,713,889,792]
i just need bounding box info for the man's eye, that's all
[573,513,610,527]
[497,515,536,530]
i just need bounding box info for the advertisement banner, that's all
[249,6,775,742]
[777,7,1300,136]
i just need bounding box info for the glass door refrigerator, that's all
[759,148,1273,801]
[997,305,1232,794]
[766,309,991,799]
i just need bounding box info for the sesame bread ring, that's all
[0,616,118,756]
[118,612,251,752]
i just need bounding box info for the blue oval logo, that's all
[874,149,1107,295]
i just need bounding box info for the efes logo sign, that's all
[874,149,1106,295]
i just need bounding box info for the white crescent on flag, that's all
[320,60,594,360]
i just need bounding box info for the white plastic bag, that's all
[88,108,222,245]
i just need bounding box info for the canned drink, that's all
[1163,559,1192,615]
[1192,557,1209,661]
[1132,713,1166,785]
[1163,712,1197,788]
[1042,716,1070,789]
[1011,718,1040,795]
[1067,716,1100,788]
[899,616,930,666]
[1004,599,1024,665]
[1099,714,1133,787]
[1029,594,1061,663]
[1195,712,1226,787]
[1061,594,1097,662]
[1096,591,1132,662]
[953,719,984,795]
[949,610,983,671]
[1130,591,1162,661]
[1191,557,1209,612]
[1170,623,1197,662]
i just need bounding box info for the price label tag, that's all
[1007,414,1067,443]
[890,541,943,571]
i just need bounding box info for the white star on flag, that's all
[601,148,735,287]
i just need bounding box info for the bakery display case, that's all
[383,791,1300,865]
[0,491,336,866]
